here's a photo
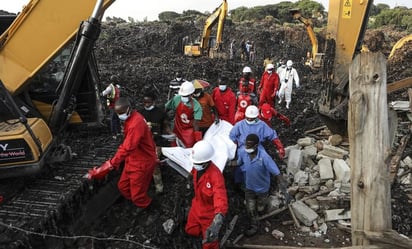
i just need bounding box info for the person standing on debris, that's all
[101,75,121,139]
[165,81,203,148]
[185,140,228,249]
[278,60,300,109]
[193,83,219,135]
[238,66,257,94]
[237,133,290,236]
[234,80,258,123]
[168,71,186,100]
[212,76,236,125]
[258,63,279,108]
[87,97,158,212]
[230,105,285,188]
[229,39,236,60]
[259,103,290,128]
[276,58,286,75]
[139,90,173,194]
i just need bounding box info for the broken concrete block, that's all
[308,173,320,186]
[403,156,412,167]
[267,195,281,211]
[328,134,343,146]
[271,229,285,239]
[162,218,176,234]
[304,198,319,211]
[319,158,334,181]
[324,209,351,221]
[318,144,349,159]
[297,137,315,147]
[339,182,351,193]
[291,200,319,226]
[303,145,318,158]
[294,170,309,186]
[287,148,303,175]
[400,173,411,185]
[315,140,324,151]
[333,159,350,183]
[285,144,300,158]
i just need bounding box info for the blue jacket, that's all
[237,146,280,193]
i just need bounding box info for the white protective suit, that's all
[278,66,299,109]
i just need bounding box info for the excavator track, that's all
[0,131,120,248]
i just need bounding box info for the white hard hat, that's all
[266,63,274,70]
[178,81,195,96]
[191,140,214,164]
[242,66,252,73]
[286,60,293,67]
[245,105,259,118]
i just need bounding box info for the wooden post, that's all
[348,52,392,245]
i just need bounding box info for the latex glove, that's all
[273,138,285,160]
[194,131,202,142]
[204,213,224,243]
[87,160,114,180]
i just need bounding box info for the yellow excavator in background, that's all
[184,0,228,58]
[389,34,412,59]
[290,8,323,68]
[0,0,114,178]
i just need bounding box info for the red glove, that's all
[273,138,285,160]
[278,114,290,126]
[87,160,114,180]
[194,131,202,142]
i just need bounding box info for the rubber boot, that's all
[286,101,290,109]
[153,165,163,194]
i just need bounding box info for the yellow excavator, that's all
[0,0,114,178]
[184,0,228,58]
[292,0,412,134]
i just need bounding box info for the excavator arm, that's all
[0,0,114,95]
[317,0,373,133]
[200,0,228,53]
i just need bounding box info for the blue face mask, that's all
[219,85,227,91]
[245,148,255,154]
[181,96,190,103]
[193,163,205,171]
[118,108,130,121]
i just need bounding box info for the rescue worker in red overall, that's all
[101,75,121,138]
[259,103,290,128]
[258,63,279,108]
[212,76,236,125]
[165,81,203,148]
[234,80,258,123]
[237,66,257,94]
[87,97,158,212]
[185,140,228,249]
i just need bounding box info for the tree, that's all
[158,11,180,22]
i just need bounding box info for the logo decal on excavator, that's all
[343,0,352,19]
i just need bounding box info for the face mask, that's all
[219,85,227,91]
[246,119,257,125]
[193,92,201,98]
[144,105,155,111]
[181,96,190,103]
[245,148,255,154]
[176,77,182,81]
[118,108,130,121]
[193,163,205,171]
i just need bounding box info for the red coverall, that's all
[174,100,196,148]
[212,87,236,125]
[258,71,279,107]
[110,110,157,208]
[185,163,228,249]
[238,77,256,94]
[234,92,256,123]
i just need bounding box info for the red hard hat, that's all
[260,103,273,119]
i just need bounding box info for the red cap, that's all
[260,103,273,119]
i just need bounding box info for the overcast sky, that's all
[2,0,411,21]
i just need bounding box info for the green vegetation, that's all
[156,0,411,31]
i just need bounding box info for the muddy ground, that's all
[61,19,412,249]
